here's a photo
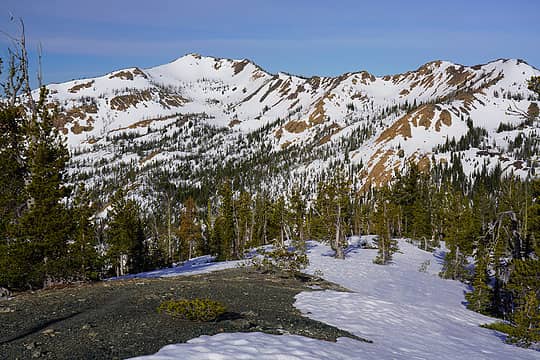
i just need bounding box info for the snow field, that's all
[130,239,540,359]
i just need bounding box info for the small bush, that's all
[481,321,515,335]
[157,298,226,322]
[251,246,308,275]
[482,320,540,348]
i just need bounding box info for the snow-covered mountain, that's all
[40,54,540,201]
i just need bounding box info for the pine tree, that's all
[440,188,473,280]
[465,251,493,315]
[106,190,147,276]
[507,258,540,324]
[214,180,235,260]
[0,107,27,237]
[252,192,271,247]
[327,172,351,259]
[269,196,288,246]
[528,76,540,96]
[373,187,398,265]
[178,197,202,260]
[0,107,28,289]
[310,181,330,241]
[17,88,72,288]
[508,290,540,346]
[69,184,100,281]
[289,187,306,246]
[235,191,252,256]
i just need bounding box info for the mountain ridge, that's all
[36,54,540,205]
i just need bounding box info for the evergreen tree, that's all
[310,181,330,241]
[327,172,351,259]
[106,190,147,276]
[0,107,27,237]
[528,76,540,96]
[235,191,252,256]
[178,197,202,260]
[69,184,100,281]
[17,88,72,288]
[440,188,473,280]
[0,107,28,289]
[465,251,493,315]
[506,258,540,346]
[508,290,540,346]
[289,187,306,245]
[214,180,235,260]
[373,187,398,265]
[252,192,271,247]
[269,195,288,246]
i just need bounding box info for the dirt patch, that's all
[279,79,292,97]
[159,93,188,109]
[317,123,341,145]
[376,114,412,144]
[54,103,98,135]
[274,127,283,139]
[110,90,152,111]
[307,77,321,92]
[233,60,250,75]
[445,66,473,87]
[359,71,376,84]
[228,119,241,128]
[309,93,335,125]
[109,70,134,81]
[287,85,306,100]
[362,149,396,190]
[68,81,94,94]
[309,99,326,125]
[281,140,292,149]
[284,120,308,133]
[0,268,364,359]
[71,119,94,135]
[251,70,266,81]
[528,102,539,120]
[259,78,283,103]
[351,92,367,101]
[399,89,410,96]
[435,109,452,132]
[132,68,148,79]
[416,155,431,172]
[110,114,179,133]
[412,104,435,129]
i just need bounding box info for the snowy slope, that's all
[129,239,540,360]
[37,55,540,202]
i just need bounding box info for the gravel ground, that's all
[0,268,367,359]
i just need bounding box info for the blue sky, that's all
[1,0,539,87]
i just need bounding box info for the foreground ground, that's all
[0,268,358,359]
[2,239,539,360]
[134,239,540,360]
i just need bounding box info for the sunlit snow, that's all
[129,238,540,359]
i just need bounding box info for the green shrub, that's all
[157,298,226,322]
[482,318,540,348]
[481,321,515,335]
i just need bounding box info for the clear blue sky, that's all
[1,0,539,87]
